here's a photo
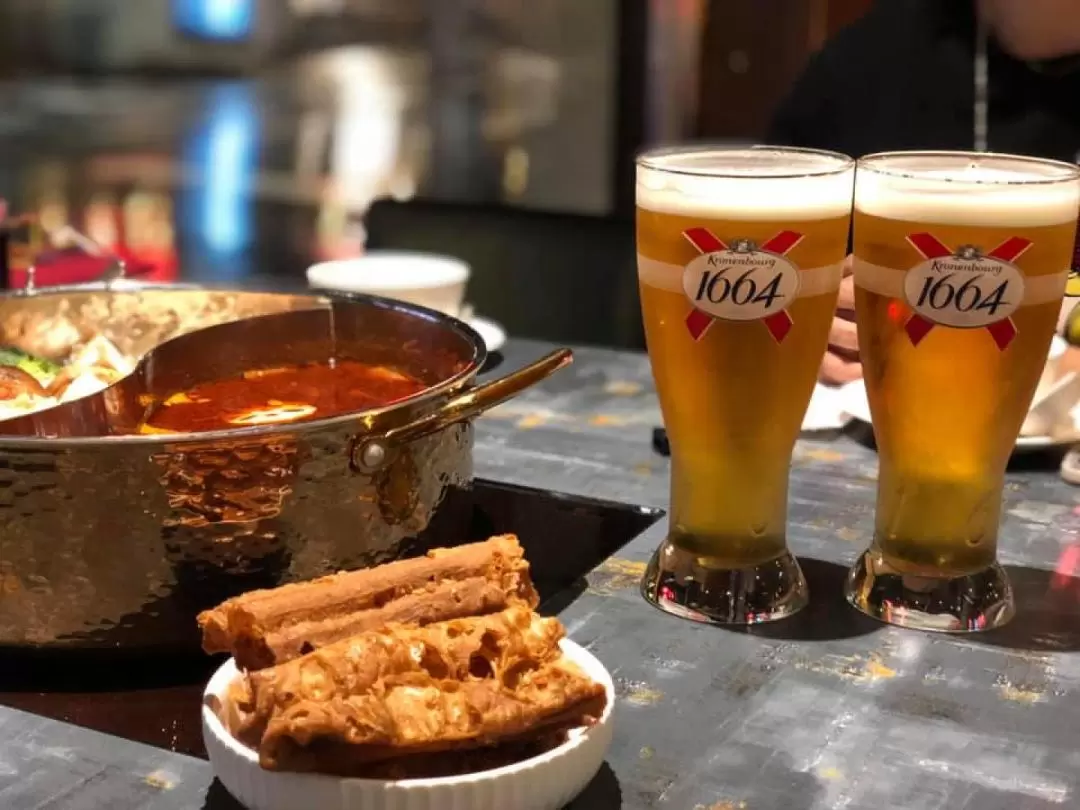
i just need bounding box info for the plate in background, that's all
[835,379,1064,452]
[470,316,507,353]
[836,336,1074,452]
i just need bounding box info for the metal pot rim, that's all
[0,283,488,448]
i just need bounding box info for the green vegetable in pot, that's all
[0,347,62,384]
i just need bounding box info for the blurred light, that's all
[502,147,530,199]
[289,0,345,13]
[1053,543,1080,590]
[85,193,119,250]
[312,47,411,209]
[35,163,69,235]
[38,201,68,235]
[183,85,259,262]
[173,0,255,41]
[205,114,250,252]
[387,174,417,202]
[124,192,175,253]
[119,191,179,282]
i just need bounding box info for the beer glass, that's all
[847,151,1080,631]
[637,146,855,624]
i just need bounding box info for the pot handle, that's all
[350,348,573,472]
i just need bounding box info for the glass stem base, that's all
[640,537,808,625]
[845,548,1015,632]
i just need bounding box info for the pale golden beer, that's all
[849,151,1080,631]
[637,146,855,624]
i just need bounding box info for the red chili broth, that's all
[141,360,426,433]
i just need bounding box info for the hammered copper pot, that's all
[0,283,570,650]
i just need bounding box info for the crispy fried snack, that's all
[199,535,539,670]
[230,607,607,773]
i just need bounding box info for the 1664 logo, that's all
[902,233,1030,350]
[681,227,803,342]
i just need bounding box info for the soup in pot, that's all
[140,360,426,433]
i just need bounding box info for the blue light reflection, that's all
[172,0,255,41]
[181,84,259,275]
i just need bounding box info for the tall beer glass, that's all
[847,152,1080,631]
[637,146,855,624]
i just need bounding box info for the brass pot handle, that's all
[351,348,573,472]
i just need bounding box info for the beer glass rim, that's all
[636,144,855,179]
[857,150,1080,186]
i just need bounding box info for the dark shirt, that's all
[767,0,1080,162]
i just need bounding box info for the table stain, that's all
[716,662,776,699]
[797,447,848,463]
[834,526,861,543]
[590,414,630,427]
[863,656,898,681]
[995,674,1045,704]
[587,557,648,595]
[516,413,549,429]
[794,651,897,684]
[694,801,747,810]
[485,403,572,428]
[890,692,968,723]
[144,771,176,790]
[616,677,665,706]
[604,380,644,396]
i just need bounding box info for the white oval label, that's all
[903,250,1025,329]
[682,246,801,322]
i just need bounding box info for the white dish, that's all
[802,383,851,432]
[307,252,470,316]
[470,316,507,353]
[836,336,1074,452]
[306,252,507,352]
[1025,371,1080,440]
[1063,446,1080,486]
[202,639,615,810]
[835,381,1068,453]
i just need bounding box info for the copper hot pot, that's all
[0,283,570,650]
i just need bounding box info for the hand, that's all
[819,259,861,385]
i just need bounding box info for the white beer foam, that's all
[637,148,855,221]
[855,155,1080,227]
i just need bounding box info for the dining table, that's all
[2,337,1080,810]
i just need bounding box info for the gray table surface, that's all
[4,338,1080,810]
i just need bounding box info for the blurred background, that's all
[0,0,872,349]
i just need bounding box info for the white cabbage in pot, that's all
[0,329,134,422]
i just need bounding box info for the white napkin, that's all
[801,383,852,432]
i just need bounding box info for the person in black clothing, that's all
[767,0,1080,383]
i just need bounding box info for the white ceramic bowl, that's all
[307,253,470,317]
[202,639,615,810]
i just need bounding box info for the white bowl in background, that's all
[202,639,615,810]
[307,252,471,317]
